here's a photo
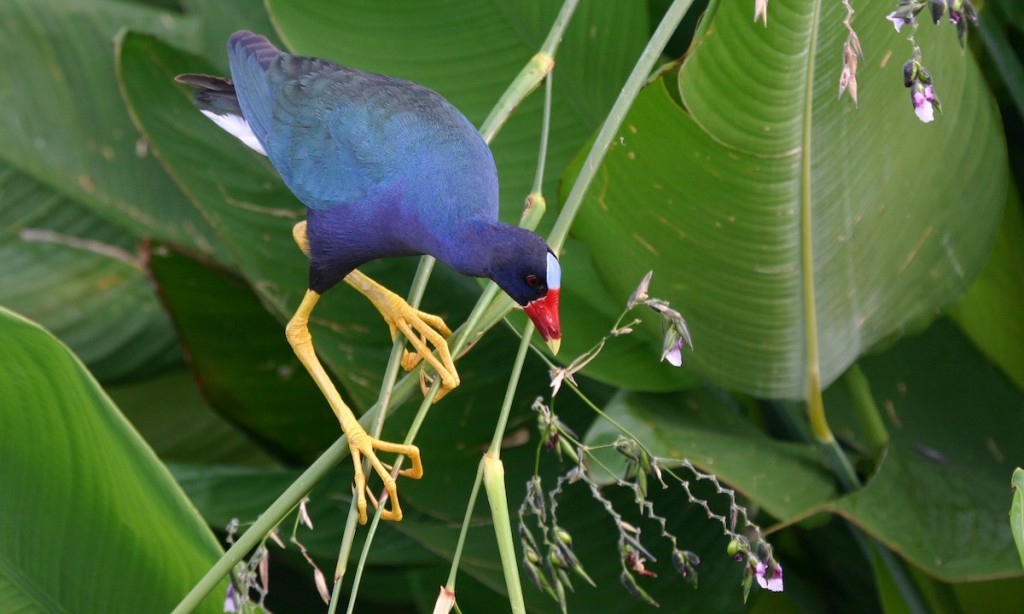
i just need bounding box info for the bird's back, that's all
[226,31,497,222]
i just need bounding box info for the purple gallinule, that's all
[177,31,561,523]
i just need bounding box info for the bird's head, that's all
[487,229,562,354]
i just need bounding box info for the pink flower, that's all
[756,561,784,592]
[912,84,937,123]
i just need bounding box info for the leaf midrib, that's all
[800,0,823,407]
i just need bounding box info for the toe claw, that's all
[401,348,422,372]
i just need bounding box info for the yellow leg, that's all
[286,289,423,524]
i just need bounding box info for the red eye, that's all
[525,274,541,288]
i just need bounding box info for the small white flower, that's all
[663,340,683,367]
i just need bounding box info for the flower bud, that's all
[727,537,749,558]
[554,527,573,546]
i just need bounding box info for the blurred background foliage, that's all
[0,0,1022,611]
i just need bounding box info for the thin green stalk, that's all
[445,460,486,590]
[345,510,387,614]
[448,323,537,613]
[488,326,535,459]
[530,73,554,196]
[329,257,438,612]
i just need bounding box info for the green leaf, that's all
[1012,468,1024,570]
[109,369,281,467]
[0,0,229,260]
[0,306,224,612]
[0,161,180,381]
[991,0,1024,33]
[147,243,338,461]
[570,0,1007,398]
[827,319,1024,581]
[952,186,1024,392]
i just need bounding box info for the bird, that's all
[176,31,562,524]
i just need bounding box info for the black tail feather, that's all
[175,73,242,117]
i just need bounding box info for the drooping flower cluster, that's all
[886,0,977,122]
[729,536,785,600]
[887,0,977,43]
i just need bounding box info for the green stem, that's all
[843,363,888,456]
[331,257,438,610]
[488,326,535,457]
[478,326,535,611]
[346,511,386,614]
[484,455,526,614]
[531,74,554,196]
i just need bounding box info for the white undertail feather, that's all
[200,110,267,155]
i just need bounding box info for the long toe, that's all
[349,435,423,524]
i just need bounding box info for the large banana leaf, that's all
[570,0,1007,398]
[0,160,179,381]
[0,307,225,612]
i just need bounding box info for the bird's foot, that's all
[346,271,460,401]
[347,425,423,524]
[386,301,460,401]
